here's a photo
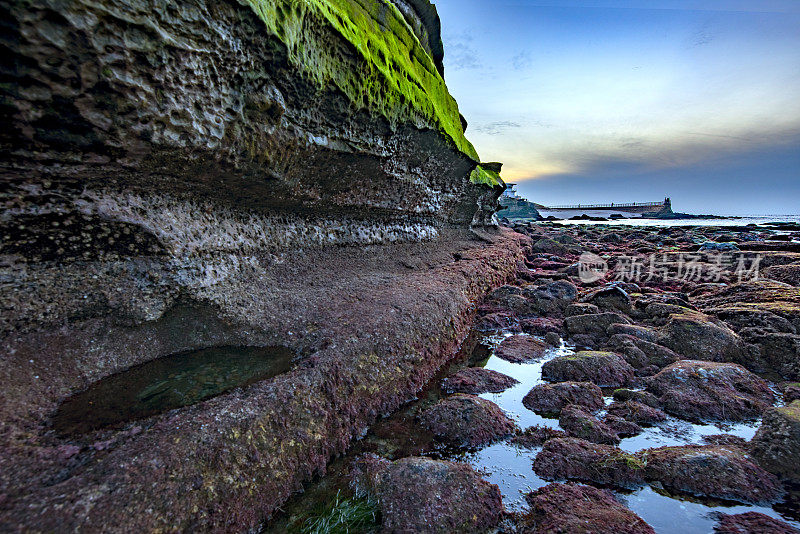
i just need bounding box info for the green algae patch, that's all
[243,0,484,168]
[470,165,503,188]
[778,400,800,422]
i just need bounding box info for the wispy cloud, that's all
[474,120,523,135]
[444,32,482,70]
[512,50,532,70]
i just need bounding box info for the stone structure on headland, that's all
[0,0,525,530]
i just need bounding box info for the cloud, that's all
[512,50,532,70]
[444,33,482,71]
[473,120,523,135]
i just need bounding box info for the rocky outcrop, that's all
[0,0,520,530]
[751,401,800,483]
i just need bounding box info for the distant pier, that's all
[539,199,669,215]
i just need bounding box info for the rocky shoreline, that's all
[264,221,800,533]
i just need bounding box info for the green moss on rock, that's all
[244,0,497,184]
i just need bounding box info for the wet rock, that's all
[419,394,516,449]
[606,401,667,426]
[710,307,796,335]
[532,237,569,255]
[544,331,561,346]
[607,334,681,369]
[607,324,659,343]
[764,264,800,287]
[713,511,800,534]
[542,351,634,387]
[647,360,773,422]
[600,233,623,244]
[644,302,694,320]
[643,444,783,505]
[602,415,643,437]
[564,312,632,339]
[368,457,504,533]
[582,285,633,314]
[521,483,655,534]
[495,335,549,363]
[525,280,579,316]
[442,367,519,395]
[657,312,748,363]
[741,331,800,380]
[784,383,800,403]
[566,303,600,317]
[751,401,800,483]
[480,285,538,318]
[700,242,740,252]
[475,311,519,333]
[510,426,566,449]
[533,437,647,488]
[612,389,661,408]
[520,317,563,337]
[702,435,749,449]
[522,381,604,416]
[559,405,620,444]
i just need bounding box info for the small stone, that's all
[418,394,516,449]
[522,381,604,416]
[494,335,549,363]
[606,401,667,426]
[559,404,620,444]
[442,367,518,395]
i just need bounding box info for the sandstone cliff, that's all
[0,0,521,531]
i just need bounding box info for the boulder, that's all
[442,368,519,395]
[542,351,634,387]
[419,394,516,449]
[657,312,747,363]
[611,389,661,408]
[602,415,643,438]
[522,382,604,416]
[643,444,783,505]
[564,312,632,338]
[582,285,633,314]
[763,263,800,287]
[524,280,579,316]
[751,401,800,483]
[606,401,667,426]
[532,237,569,255]
[357,456,504,533]
[607,334,681,369]
[647,360,774,422]
[520,483,655,534]
[533,438,647,489]
[495,335,549,363]
[510,426,566,449]
[710,306,796,334]
[740,331,800,380]
[713,512,800,534]
[565,303,600,317]
[559,405,620,444]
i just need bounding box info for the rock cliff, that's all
[0,0,519,531]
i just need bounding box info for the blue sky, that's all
[434,0,800,214]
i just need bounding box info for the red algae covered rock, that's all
[533,438,647,489]
[657,312,748,363]
[520,483,655,534]
[713,511,800,534]
[522,381,604,416]
[559,405,620,445]
[418,394,516,449]
[442,367,518,395]
[643,444,783,505]
[751,401,800,483]
[646,360,773,422]
[542,351,634,387]
[360,456,504,534]
[606,400,667,426]
[510,426,567,449]
[495,335,549,363]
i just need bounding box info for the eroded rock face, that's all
[520,483,655,534]
[751,401,800,483]
[646,360,773,422]
[418,394,517,449]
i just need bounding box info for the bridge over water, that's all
[536,198,670,215]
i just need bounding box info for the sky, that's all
[434,0,800,214]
